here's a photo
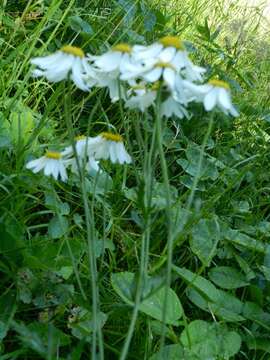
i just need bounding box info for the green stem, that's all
[151,115,215,273]
[154,92,173,347]
[64,80,103,360]
[119,99,156,360]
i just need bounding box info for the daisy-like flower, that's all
[183,79,239,116]
[91,43,134,73]
[161,96,190,119]
[62,135,100,174]
[26,150,68,181]
[88,43,136,102]
[125,83,157,111]
[31,45,97,91]
[130,36,206,84]
[62,135,89,158]
[88,132,132,164]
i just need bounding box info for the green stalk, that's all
[119,89,156,360]
[154,91,173,347]
[151,115,215,272]
[64,80,103,360]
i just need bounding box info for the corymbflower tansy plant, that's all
[183,79,239,117]
[27,37,239,181]
[26,151,69,181]
[62,136,100,174]
[88,133,132,164]
[31,45,97,91]
[30,39,239,120]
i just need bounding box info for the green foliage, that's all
[0,0,270,358]
[111,272,183,325]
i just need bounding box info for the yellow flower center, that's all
[155,61,176,70]
[101,132,123,142]
[208,79,230,90]
[159,36,184,50]
[112,43,132,53]
[61,45,85,58]
[75,135,86,141]
[45,151,62,160]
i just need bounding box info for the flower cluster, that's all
[27,36,239,181]
[31,36,239,118]
[26,133,131,181]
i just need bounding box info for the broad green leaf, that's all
[149,345,186,360]
[172,266,220,302]
[124,182,178,209]
[224,227,266,253]
[180,320,241,358]
[57,266,73,280]
[177,144,222,181]
[190,218,220,266]
[68,308,107,342]
[48,215,69,239]
[188,286,244,322]
[9,106,35,146]
[243,302,270,330]
[173,266,245,322]
[0,321,7,340]
[208,266,249,289]
[180,175,206,191]
[111,272,182,325]
[246,336,270,353]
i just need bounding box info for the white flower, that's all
[62,136,100,174]
[26,151,68,181]
[91,43,134,73]
[161,96,190,119]
[89,132,132,164]
[31,45,97,91]
[92,70,126,102]
[130,36,206,84]
[183,79,239,116]
[125,84,157,111]
[88,43,135,102]
[62,135,89,159]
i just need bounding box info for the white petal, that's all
[159,47,176,63]
[163,68,176,89]
[59,162,68,181]
[30,52,63,69]
[44,159,54,177]
[218,88,232,109]
[133,43,163,61]
[95,52,122,72]
[204,88,218,111]
[51,161,59,180]
[229,105,239,117]
[26,157,43,170]
[71,57,88,91]
[116,142,131,164]
[32,69,45,78]
[87,157,100,172]
[109,142,118,163]
[143,67,162,82]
